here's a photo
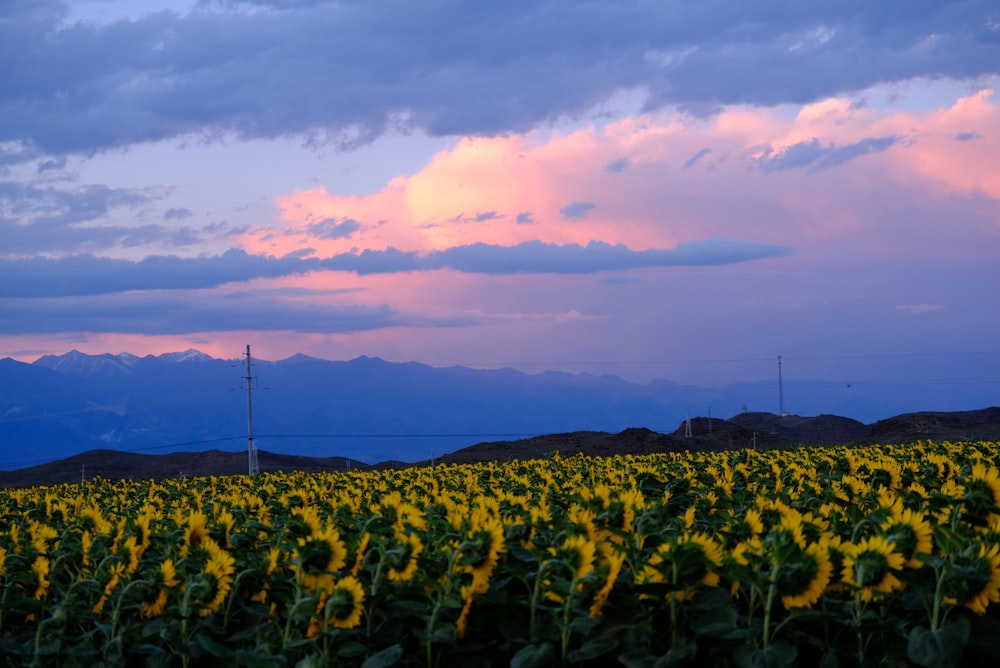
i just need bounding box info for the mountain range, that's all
[1,349,997,470]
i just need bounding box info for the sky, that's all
[1,0,999,392]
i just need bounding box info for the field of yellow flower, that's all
[2,440,1000,667]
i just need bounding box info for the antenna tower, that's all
[684,412,692,438]
[245,345,260,475]
[777,355,785,416]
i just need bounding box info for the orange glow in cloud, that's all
[240,83,999,270]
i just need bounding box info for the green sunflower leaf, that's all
[511,642,555,668]
[733,641,798,668]
[360,643,405,668]
[907,617,971,668]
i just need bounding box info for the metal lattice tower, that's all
[245,345,260,476]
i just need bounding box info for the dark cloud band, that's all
[0,2,994,160]
[0,238,789,297]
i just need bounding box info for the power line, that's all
[0,433,541,471]
[0,436,246,470]
[256,432,539,439]
[418,349,1000,368]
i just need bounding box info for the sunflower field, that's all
[2,440,1000,667]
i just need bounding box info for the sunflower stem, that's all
[670,560,679,647]
[426,547,463,668]
[106,579,146,662]
[179,575,197,668]
[529,560,551,643]
[223,568,252,630]
[852,580,867,667]
[762,563,778,649]
[366,551,386,637]
[930,563,945,632]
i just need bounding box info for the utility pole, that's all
[777,355,785,416]
[245,345,260,476]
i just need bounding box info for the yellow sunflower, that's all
[180,511,210,557]
[880,509,933,568]
[92,563,125,615]
[198,540,236,617]
[325,575,366,629]
[567,505,599,543]
[79,504,112,535]
[941,542,1000,615]
[463,514,506,588]
[640,532,724,599]
[351,532,370,577]
[119,535,143,577]
[558,534,597,585]
[293,527,348,591]
[140,559,180,619]
[291,505,323,537]
[385,531,424,583]
[841,535,905,602]
[455,580,486,639]
[250,546,281,604]
[589,543,626,618]
[776,542,834,610]
[134,509,154,552]
[963,464,1000,525]
[31,555,51,601]
[30,522,59,555]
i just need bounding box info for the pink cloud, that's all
[124,82,992,376]
[255,86,997,270]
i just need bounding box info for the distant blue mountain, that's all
[0,350,995,469]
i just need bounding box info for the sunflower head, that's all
[290,505,323,538]
[881,509,934,569]
[181,511,210,557]
[842,536,906,602]
[294,527,348,591]
[326,576,366,629]
[462,515,506,585]
[31,555,51,601]
[385,531,423,583]
[775,542,833,610]
[941,542,1000,615]
[642,532,723,594]
[198,540,236,617]
[963,465,1000,525]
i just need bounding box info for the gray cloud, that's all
[0,238,790,297]
[425,238,789,274]
[560,202,596,220]
[1,2,995,160]
[0,180,216,254]
[306,217,362,239]
[37,156,67,174]
[605,158,629,173]
[0,291,464,336]
[164,207,193,220]
[683,147,712,169]
[448,211,503,224]
[515,211,535,225]
[757,136,897,173]
[955,130,982,141]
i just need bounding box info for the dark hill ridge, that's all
[2,407,998,489]
[0,449,372,490]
